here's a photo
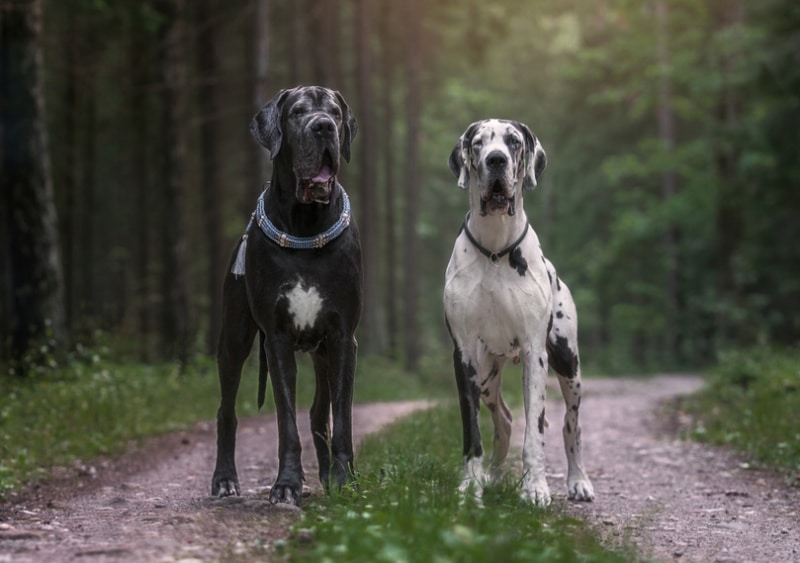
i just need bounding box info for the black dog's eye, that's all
[291,106,307,117]
[330,106,342,120]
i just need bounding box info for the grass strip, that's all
[286,404,632,562]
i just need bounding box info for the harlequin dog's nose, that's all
[486,151,507,170]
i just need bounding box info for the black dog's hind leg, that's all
[212,273,257,496]
[310,343,333,489]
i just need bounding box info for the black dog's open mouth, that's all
[480,180,515,216]
[301,151,336,204]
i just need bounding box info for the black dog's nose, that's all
[486,151,507,169]
[311,116,336,137]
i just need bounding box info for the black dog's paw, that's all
[269,482,301,506]
[211,475,240,497]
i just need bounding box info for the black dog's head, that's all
[251,86,358,204]
[448,119,546,216]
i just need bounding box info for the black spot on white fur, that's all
[547,335,579,379]
[509,247,527,276]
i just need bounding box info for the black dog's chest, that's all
[245,230,362,352]
[274,276,329,351]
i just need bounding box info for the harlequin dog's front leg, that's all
[453,346,485,497]
[520,346,551,507]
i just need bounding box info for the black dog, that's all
[211,86,362,505]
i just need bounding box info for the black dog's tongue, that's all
[304,165,334,203]
[311,165,333,185]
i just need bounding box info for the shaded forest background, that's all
[1,0,798,375]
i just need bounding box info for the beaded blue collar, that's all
[231,185,351,276]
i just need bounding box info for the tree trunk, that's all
[154,0,191,367]
[379,0,398,359]
[402,0,422,371]
[308,0,340,88]
[0,0,66,364]
[128,6,155,359]
[196,0,224,355]
[655,0,681,364]
[252,0,271,185]
[355,0,381,354]
[711,0,745,348]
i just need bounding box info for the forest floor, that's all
[1,375,799,562]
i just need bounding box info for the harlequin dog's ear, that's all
[250,88,293,159]
[449,121,482,190]
[516,121,547,191]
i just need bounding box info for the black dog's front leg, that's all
[266,335,304,505]
[310,344,333,489]
[328,335,357,490]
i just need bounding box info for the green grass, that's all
[285,404,632,562]
[677,347,800,482]
[0,347,452,497]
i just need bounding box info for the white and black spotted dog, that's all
[443,119,594,506]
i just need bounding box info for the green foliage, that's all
[25,0,800,373]
[678,347,800,481]
[0,350,230,496]
[286,404,633,562]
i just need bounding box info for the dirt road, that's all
[1,376,798,562]
[529,375,800,563]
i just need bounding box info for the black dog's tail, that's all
[257,330,269,410]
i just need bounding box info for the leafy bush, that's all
[679,347,800,482]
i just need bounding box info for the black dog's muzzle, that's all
[298,115,341,204]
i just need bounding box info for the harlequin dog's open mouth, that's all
[481,179,515,216]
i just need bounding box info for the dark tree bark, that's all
[195,0,224,355]
[355,0,381,354]
[309,0,340,87]
[0,0,66,364]
[379,0,398,358]
[243,0,270,218]
[402,0,422,371]
[127,5,156,360]
[154,0,192,367]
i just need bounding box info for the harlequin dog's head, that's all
[449,119,547,216]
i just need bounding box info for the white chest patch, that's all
[284,279,324,331]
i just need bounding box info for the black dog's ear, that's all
[450,121,481,189]
[516,121,547,190]
[334,90,358,162]
[250,88,292,159]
